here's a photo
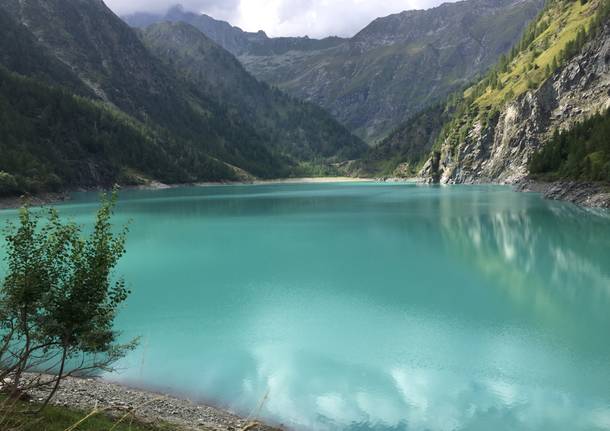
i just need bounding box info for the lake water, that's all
[2,183,610,430]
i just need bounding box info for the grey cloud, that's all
[105,0,239,18]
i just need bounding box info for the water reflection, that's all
[4,184,608,430]
[108,185,610,430]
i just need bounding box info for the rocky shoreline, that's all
[516,180,610,209]
[25,375,279,431]
[0,192,72,210]
[375,177,610,209]
[2,179,608,212]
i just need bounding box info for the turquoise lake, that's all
[2,182,610,430]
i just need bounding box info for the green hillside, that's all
[0,0,365,197]
[0,67,234,196]
[0,0,283,179]
[367,0,609,179]
[437,0,608,152]
[139,22,366,166]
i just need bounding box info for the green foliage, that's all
[529,108,610,181]
[1,396,180,431]
[419,0,606,175]
[139,22,366,166]
[0,192,135,408]
[0,66,236,196]
[358,104,452,176]
[290,161,342,178]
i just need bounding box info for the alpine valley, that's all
[125,0,546,143]
[1,0,605,207]
[0,0,365,196]
[2,1,610,430]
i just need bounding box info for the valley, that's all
[0,1,609,429]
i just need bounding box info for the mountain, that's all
[349,103,454,177]
[0,66,234,197]
[123,5,346,57]
[0,0,364,196]
[419,0,610,185]
[0,0,284,178]
[137,22,365,166]
[0,6,234,195]
[125,1,544,144]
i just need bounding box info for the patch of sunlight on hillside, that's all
[474,0,598,109]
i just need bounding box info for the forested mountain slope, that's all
[0,8,90,96]
[0,0,365,196]
[0,67,234,196]
[125,0,544,143]
[349,103,454,177]
[138,22,365,166]
[0,0,282,179]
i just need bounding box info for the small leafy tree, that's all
[0,191,135,411]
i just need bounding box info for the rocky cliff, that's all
[421,6,610,185]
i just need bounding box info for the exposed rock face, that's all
[422,23,610,185]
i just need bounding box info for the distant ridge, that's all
[124,0,545,142]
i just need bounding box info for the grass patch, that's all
[475,0,597,109]
[434,0,606,158]
[0,397,181,431]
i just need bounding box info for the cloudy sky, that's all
[105,0,450,38]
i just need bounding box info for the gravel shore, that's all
[26,375,280,431]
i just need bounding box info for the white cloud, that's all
[105,0,456,38]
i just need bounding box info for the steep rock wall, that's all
[422,22,610,184]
